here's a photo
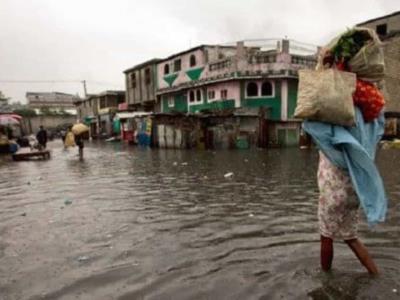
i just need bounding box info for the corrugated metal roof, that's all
[115,112,152,119]
[357,11,400,26]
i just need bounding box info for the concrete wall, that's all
[78,97,98,120]
[357,14,400,112]
[359,14,400,34]
[27,92,78,109]
[382,36,400,112]
[21,115,77,134]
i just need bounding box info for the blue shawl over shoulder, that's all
[303,107,387,226]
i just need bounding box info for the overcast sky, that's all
[0,0,398,103]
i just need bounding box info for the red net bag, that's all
[353,79,385,122]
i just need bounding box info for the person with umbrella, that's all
[64,126,75,148]
[72,123,89,160]
[64,123,88,160]
[75,133,84,160]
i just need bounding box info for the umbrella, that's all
[8,114,22,120]
[71,123,89,135]
[0,115,20,125]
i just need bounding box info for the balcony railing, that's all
[291,55,317,67]
[249,54,277,64]
[209,59,232,71]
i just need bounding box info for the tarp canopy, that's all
[115,112,152,120]
[83,116,95,125]
[113,119,121,134]
[0,114,21,125]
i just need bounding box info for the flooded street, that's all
[0,141,399,300]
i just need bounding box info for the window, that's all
[100,98,106,109]
[376,24,387,36]
[190,55,196,67]
[261,81,273,96]
[189,89,202,104]
[246,82,258,97]
[164,64,169,75]
[131,73,136,88]
[196,90,202,101]
[168,97,174,108]
[208,90,215,100]
[145,68,151,85]
[189,91,195,103]
[174,59,181,72]
[220,89,228,99]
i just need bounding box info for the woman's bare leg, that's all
[345,238,379,275]
[321,235,334,271]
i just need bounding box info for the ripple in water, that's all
[0,141,399,300]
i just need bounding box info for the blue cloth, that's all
[303,107,387,226]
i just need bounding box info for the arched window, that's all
[246,82,258,97]
[190,55,196,67]
[196,90,202,101]
[261,81,273,96]
[189,91,195,103]
[164,64,170,75]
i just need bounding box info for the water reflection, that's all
[0,141,398,300]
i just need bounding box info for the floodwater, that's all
[0,141,399,300]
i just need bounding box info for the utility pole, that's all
[82,80,87,98]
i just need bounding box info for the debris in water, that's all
[244,159,249,162]
[224,172,234,178]
[393,289,398,293]
[64,199,72,205]
[37,176,43,180]
[21,212,27,217]
[173,162,178,166]
[249,213,254,217]
[181,162,188,166]
[27,181,31,185]
[203,176,208,179]
[77,256,89,262]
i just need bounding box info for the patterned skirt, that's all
[317,152,359,240]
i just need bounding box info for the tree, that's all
[0,91,10,104]
[59,108,72,116]
[39,106,57,116]
[0,91,12,113]
[13,107,37,117]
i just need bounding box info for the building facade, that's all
[75,90,125,138]
[357,11,400,113]
[124,59,161,112]
[357,11,400,138]
[26,92,79,114]
[155,40,317,146]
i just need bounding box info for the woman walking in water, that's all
[303,28,387,275]
[317,152,379,274]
